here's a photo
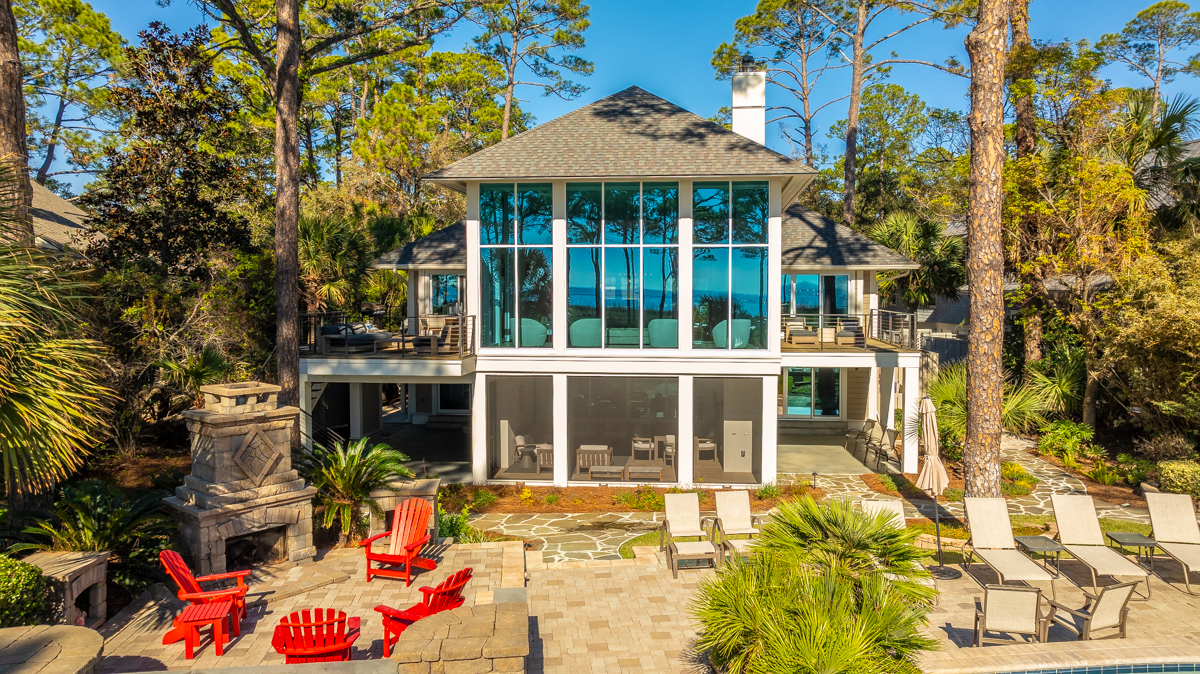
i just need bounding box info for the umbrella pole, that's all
[934,498,943,568]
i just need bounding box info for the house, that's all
[298,70,922,486]
[30,181,90,252]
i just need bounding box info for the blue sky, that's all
[55,0,1195,189]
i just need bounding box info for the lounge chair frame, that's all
[1051,494,1151,600]
[1146,492,1200,595]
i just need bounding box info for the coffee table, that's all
[588,465,625,480]
[178,601,233,658]
[1014,535,1065,577]
[1106,531,1158,571]
[627,465,664,481]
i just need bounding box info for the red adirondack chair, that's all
[360,497,437,585]
[374,567,473,657]
[271,608,361,663]
[159,550,251,645]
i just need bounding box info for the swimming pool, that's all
[1002,665,1200,674]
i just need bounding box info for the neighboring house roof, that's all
[781,204,918,270]
[424,86,815,200]
[924,292,969,327]
[31,181,89,251]
[374,222,466,269]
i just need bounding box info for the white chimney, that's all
[732,54,766,144]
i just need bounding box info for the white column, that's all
[466,182,481,351]
[552,373,568,486]
[867,366,880,422]
[678,180,693,352]
[407,273,418,332]
[902,366,920,473]
[880,367,897,430]
[471,376,487,483]
[677,375,694,485]
[349,382,363,439]
[768,178,782,357]
[552,181,567,354]
[299,374,313,449]
[760,375,777,485]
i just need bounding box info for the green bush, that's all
[939,437,963,463]
[1038,420,1094,459]
[1159,460,1200,498]
[755,482,781,500]
[1116,453,1157,486]
[543,494,559,505]
[472,489,498,509]
[613,486,665,511]
[437,502,473,540]
[0,556,47,627]
[1086,462,1120,486]
[1134,434,1196,462]
[943,487,964,502]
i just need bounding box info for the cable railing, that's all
[299,312,477,359]
[780,309,917,351]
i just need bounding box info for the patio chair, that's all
[575,445,618,480]
[695,437,717,462]
[569,318,602,347]
[844,419,876,457]
[375,567,473,657]
[631,436,655,461]
[361,497,437,586]
[272,608,361,663]
[1044,580,1138,641]
[159,550,251,646]
[867,427,898,472]
[713,319,752,349]
[536,445,554,475]
[647,319,678,348]
[1146,492,1200,594]
[519,318,548,347]
[973,585,1048,646]
[714,490,766,561]
[963,498,1055,590]
[661,493,720,579]
[1051,494,1150,599]
[853,423,882,463]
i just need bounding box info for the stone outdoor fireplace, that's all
[165,382,317,576]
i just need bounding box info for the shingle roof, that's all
[781,203,917,270]
[424,86,815,186]
[31,182,89,251]
[373,222,466,269]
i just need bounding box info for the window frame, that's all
[692,181,770,350]
[479,183,554,348]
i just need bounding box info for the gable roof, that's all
[31,182,90,251]
[425,86,814,198]
[373,221,466,269]
[781,203,917,270]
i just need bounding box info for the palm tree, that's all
[1116,90,1200,233]
[298,216,373,311]
[0,243,110,503]
[869,212,966,311]
[156,344,236,408]
[927,362,1049,442]
[295,438,414,545]
[692,497,937,674]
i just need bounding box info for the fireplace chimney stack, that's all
[732,54,766,145]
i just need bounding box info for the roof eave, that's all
[782,262,920,272]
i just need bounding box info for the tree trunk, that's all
[275,0,301,409]
[0,0,32,242]
[1023,307,1042,368]
[842,1,866,228]
[963,0,1009,499]
[1082,365,1099,428]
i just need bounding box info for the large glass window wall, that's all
[486,376,554,480]
[567,182,679,349]
[693,181,769,349]
[779,367,841,417]
[480,184,553,347]
[567,377,678,482]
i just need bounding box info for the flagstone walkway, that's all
[473,435,1150,564]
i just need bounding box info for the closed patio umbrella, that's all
[915,396,951,571]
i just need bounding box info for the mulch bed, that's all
[441,483,826,515]
[79,447,191,493]
[860,472,965,502]
[1026,449,1147,509]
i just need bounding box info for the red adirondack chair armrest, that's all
[178,587,246,602]
[417,585,438,598]
[195,569,252,587]
[361,531,392,546]
[403,534,431,552]
[348,617,361,630]
[375,604,425,621]
[271,624,288,650]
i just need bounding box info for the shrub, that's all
[755,482,781,500]
[437,502,473,540]
[1159,460,1200,498]
[877,474,899,492]
[942,487,964,502]
[1116,453,1157,486]
[296,438,413,543]
[1000,462,1029,482]
[613,486,665,511]
[1038,420,1094,459]
[544,494,559,505]
[939,436,963,463]
[0,557,47,627]
[1086,462,1120,486]
[472,490,498,509]
[1134,434,1196,462]
[518,488,534,506]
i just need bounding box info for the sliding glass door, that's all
[781,367,841,418]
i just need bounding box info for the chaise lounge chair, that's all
[1146,492,1200,594]
[713,490,766,561]
[660,493,719,579]
[1051,494,1151,599]
[963,497,1055,592]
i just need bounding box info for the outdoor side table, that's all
[1106,531,1158,571]
[1014,535,1065,577]
[179,602,233,659]
[23,550,110,627]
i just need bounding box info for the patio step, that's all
[426,414,470,429]
[778,419,849,434]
